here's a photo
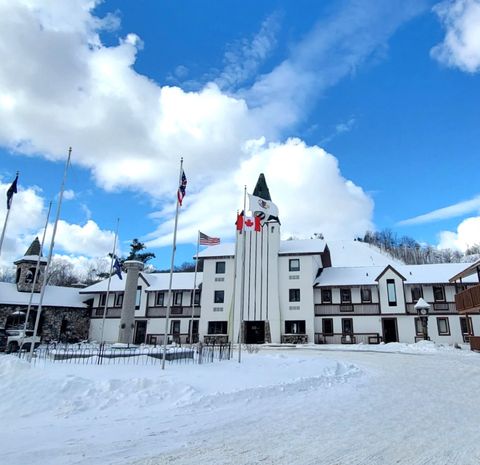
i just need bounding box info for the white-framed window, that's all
[216,261,226,274]
[289,259,300,272]
[387,279,397,306]
[437,317,450,336]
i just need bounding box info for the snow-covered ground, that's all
[1,342,480,465]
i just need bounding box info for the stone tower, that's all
[14,237,47,293]
[233,174,281,343]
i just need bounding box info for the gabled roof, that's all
[315,263,479,287]
[375,265,407,282]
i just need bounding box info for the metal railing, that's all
[20,342,231,366]
[315,332,382,345]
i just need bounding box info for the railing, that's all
[315,304,380,315]
[204,334,229,344]
[281,334,308,344]
[315,332,382,345]
[405,302,457,314]
[455,284,480,314]
[146,333,199,345]
[22,342,231,366]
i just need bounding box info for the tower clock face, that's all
[420,308,427,315]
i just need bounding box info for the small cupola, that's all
[14,237,47,293]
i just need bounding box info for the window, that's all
[289,289,301,302]
[99,294,107,306]
[216,261,226,274]
[285,320,306,334]
[321,289,332,303]
[170,320,180,334]
[135,286,141,309]
[414,317,423,336]
[387,279,397,306]
[322,318,334,335]
[460,317,472,335]
[433,286,445,302]
[214,290,224,304]
[156,292,165,306]
[115,293,124,307]
[208,321,228,334]
[174,291,183,306]
[437,317,450,336]
[411,286,423,302]
[192,289,201,305]
[341,318,353,335]
[361,288,372,303]
[289,259,300,272]
[340,288,351,303]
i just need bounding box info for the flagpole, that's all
[189,230,200,345]
[229,216,240,359]
[21,200,52,347]
[100,217,120,344]
[0,171,19,259]
[161,157,184,370]
[238,185,247,363]
[28,148,72,361]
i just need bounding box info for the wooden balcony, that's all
[455,284,480,314]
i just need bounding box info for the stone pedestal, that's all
[117,260,144,344]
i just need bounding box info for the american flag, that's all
[199,231,220,246]
[177,170,187,206]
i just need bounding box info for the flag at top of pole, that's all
[199,231,220,246]
[113,256,123,280]
[177,170,187,206]
[6,173,18,210]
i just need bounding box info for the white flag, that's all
[248,193,279,219]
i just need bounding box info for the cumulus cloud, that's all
[431,0,480,72]
[0,0,427,251]
[438,216,480,251]
[0,179,119,267]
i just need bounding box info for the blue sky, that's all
[1,0,480,275]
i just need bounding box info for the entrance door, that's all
[382,318,398,343]
[245,321,265,344]
[188,320,199,343]
[134,320,147,345]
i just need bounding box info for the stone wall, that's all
[0,305,90,343]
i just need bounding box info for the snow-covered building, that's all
[81,175,480,346]
[0,238,91,345]
[84,272,201,344]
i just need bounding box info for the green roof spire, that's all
[25,237,42,256]
[252,173,272,201]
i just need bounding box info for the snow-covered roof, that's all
[315,263,480,287]
[0,282,87,307]
[197,243,235,258]
[326,240,403,267]
[449,259,480,282]
[81,272,202,293]
[279,239,326,255]
[14,255,48,263]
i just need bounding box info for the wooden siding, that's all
[455,284,480,314]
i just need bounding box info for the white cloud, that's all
[0,179,119,267]
[431,0,480,72]
[63,189,76,200]
[0,0,427,251]
[438,216,480,251]
[398,195,480,225]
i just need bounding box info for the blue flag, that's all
[113,256,123,280]
[6,174,18,210]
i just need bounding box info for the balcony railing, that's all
[455,284,480,314]
[281,334,308,344]
[315,303,380,315]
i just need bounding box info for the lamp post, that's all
[414,297,430,341]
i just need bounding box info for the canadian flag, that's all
[243,215,261,232]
